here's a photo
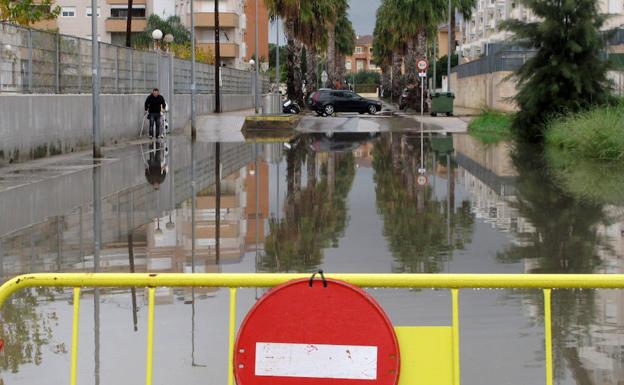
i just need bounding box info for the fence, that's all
[456,46,536,78]
[0,22,268,94]
[2,273,623,385]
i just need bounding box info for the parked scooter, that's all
[282,99,301,114]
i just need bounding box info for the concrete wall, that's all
[451,71,518,112]
[0,93,255,164]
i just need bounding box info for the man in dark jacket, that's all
[145,88,167,138]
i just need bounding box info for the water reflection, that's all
[261,135,357,272]
[2,131,624,383]
[374,134,474,273]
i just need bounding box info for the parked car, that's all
[309,89,382,116]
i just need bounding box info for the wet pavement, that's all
[0,117,623,385]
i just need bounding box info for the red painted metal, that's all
[234,278,400,385]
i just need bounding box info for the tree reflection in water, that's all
[498,143,612,383]
[262,136,356,272]
[0,288,63,375]
[372,134,474,273]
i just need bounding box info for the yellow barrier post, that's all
[543,289,553,385]
[70,288,81,385]
[146,288,155,385]
[451,289,460,385]
[228,288,237,385]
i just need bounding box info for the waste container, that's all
[430,92,454,116]
[262,94,281,115]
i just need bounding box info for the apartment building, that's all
[176,0,268,68]
[461,0,624,59]
[31,0,267,69]
[344,35,380,73]
[31,0,162,44]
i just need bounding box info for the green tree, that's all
[0,0,59,25]
[133,14,190,48]
[503,0,613,141]
[334,13,356,86]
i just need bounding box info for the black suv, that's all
[309,89,382,116]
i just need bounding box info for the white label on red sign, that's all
[255,342,378,380]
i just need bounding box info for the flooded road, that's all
[0,126,623,385]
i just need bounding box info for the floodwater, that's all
[0,127,623,385]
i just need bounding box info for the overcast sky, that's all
[269,0,380,44]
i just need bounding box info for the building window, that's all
[369,60,376,67]
[86,7,101,17]
[61,7,76,17]
[346,60,352,70]
[356,60,364,71]
[111,6,146,18]
[355,46,363,54]
[369,47,373,53]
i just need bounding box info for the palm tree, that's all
[266,0,306,104]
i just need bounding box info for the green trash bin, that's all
[430,92,455,117]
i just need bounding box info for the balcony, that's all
[198,43,239,58]
[105,18,147,33]
[195,12,239,28]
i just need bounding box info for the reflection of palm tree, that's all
[497,143,609,383]
[373,135,474,273]
[262,138,356,272]
[0,288,62,374]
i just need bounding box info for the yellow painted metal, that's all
[1,273,624,309]
[452,289,460,385]
[544,289,553,385]
[228,288,237,385]
[395,326,453,385]
[70,288,81,385]
[146,288,155,385]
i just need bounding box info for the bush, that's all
[546,103,624,162]
[468,111,513,144]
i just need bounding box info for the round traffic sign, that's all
[416,59,429,72]
[235,278,400,385]
[417,174,428,186]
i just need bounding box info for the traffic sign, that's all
[235,278,400,385]
[321,71,328,84]
[416,59,429,72]
[418,72,427,78]
[417,175,428,186]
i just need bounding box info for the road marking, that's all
[255,342,378,380]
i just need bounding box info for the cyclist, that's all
[144,88,167,139]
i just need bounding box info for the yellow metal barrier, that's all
[2,273,624,385]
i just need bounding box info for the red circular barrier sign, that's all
[235,278,400,385]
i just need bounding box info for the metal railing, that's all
[2,273,623,385]
[456,48,535,78]
[0,22,268,94]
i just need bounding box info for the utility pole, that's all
[255,0,260,114]
[91,0,100,158]
[447,0,452,92]
[215,0,221,113]
[276,17,280,111]
[125,0,133,47]
[191,0,196,138]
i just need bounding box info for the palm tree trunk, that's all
[391,53,403,101]
[335,51,346,88]
[306,45,317,96]
[405,40,417,87]
[381,65,391,97]
[285,18,304,105]
[327,24,336,87]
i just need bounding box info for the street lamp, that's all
[249,59,258,113]
[152,29,163,51]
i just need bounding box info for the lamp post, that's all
[91,0,100,158]
[250,59,257,113]
[152,29,163,51]
[254,0,260,114]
